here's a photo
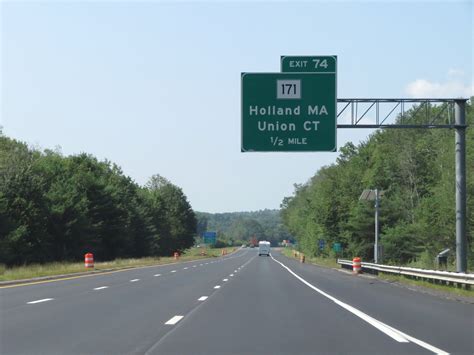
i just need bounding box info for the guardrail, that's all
[337,259,474,287]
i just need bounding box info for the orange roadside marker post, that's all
[84,253,94,268]
[352,257,362,274]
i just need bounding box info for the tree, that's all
[145,174,197,255]
[0,131,196,265]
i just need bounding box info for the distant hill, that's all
[195,209,291,246]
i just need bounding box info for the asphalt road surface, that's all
[1,248,473,355]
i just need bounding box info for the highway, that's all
[0,248,472,355]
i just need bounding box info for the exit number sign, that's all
[281,55,337,73]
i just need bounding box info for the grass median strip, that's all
[0,247,237,283]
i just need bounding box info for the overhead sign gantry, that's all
[240,56,468,272]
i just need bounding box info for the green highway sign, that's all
[281,55,337,73]
[241,72,336,152]
[333,243,342,253]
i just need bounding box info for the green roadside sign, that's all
[241,72,336,152]
[281,55,337,73]
[333,242,342,253]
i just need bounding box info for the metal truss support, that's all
[336,98,469,272]
[336,98,467,129]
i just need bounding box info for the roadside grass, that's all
[280,248,473,298]
[280,247,339,268]
[0,247,236,282]
[377,273,473,298]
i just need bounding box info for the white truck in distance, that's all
[258,241,271,256]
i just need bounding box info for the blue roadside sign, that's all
[319,239,326,250]
[203,231,217,245]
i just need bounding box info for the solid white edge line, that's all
[382,322,452,355]
[214,285,221,289]
[27,298,54,304]
[130,279,140,282]
[165,315,184,325]
[93,286,108,290]
[198,296,208,301]
[270,255,449,355]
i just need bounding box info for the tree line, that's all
[0,132,197,265]
[196,209,291,247]
[281,99,473,267]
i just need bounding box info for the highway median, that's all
[0,247,237,287]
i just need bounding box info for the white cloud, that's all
[447,68,465,78]
[405,78,473,98]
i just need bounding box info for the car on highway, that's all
[258,241,271,256]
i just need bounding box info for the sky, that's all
[1,0,472,213]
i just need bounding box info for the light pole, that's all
[360,189,383,263]
[374,189,380,264]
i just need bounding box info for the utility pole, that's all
[455,100,467,273]
[374,189,380,264]
[360,188,382,263]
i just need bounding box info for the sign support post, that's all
[455,100,467,273]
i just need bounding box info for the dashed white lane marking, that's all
[183,267,188,270]
[130,279,140,282]
[27,298,54,304]
[234,270,238,272]
[154,274,161,277]
[171,270,177,273]
[198,296,208,301]
[223,278,228,282]
[165,315,184,325]
[270,255,448,354]
[214,285,221,289]
[199,264,203,266]
[230,274,234,277]
[193,265,197,268]
[93,286,108,290]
